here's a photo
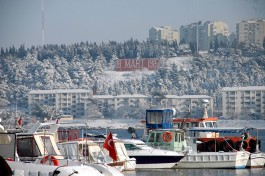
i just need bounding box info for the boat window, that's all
[199,123,205,127]
[213,122,217,128]
[191,122,198,127]
[181,132,185,141]
[148,133,155,142]
[0,134,12,144]
[147,112,162,124]
[185,123,190,128]
[41,136,57,155]
[17,137,41,157]
[205,122,213,128]
[175,133,179,142]
[124,144,139,150]
[173,123,180,129]
[155,112,162,124]
[155,133,162,142]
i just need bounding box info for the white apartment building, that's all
[222,86,265,119]
[161,95,214,117]
[149,26,179,43]
[28,89,212,119]
[180,21,229,50]
[28,89,92,118]
[236,19,265,46]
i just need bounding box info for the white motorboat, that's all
[122,139,184,169]
[57,139,130,172]
[0,122,124,176]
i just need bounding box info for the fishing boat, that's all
[0,122,124,176]
[142,106,265,168]
[142,108,250,169]
[171,103,261,153]
[122,139,184,169]
[145,128,250,169]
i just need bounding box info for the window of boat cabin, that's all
[173,123,180,128]
[155,133,162,142]
[17,136,41,157]
[175,132,184,142]
[199,122,205,127]
[148,133,155,142]
[185,123,190,128]
[205,122,213,128]
[213,122,217,128]
[146,111,162,124]
[124,144,139,150]
[41,136,57,155]
[191,122,199,127]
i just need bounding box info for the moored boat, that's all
[145,128,250,169]
[122,139,184,169]
[0,122,124,176]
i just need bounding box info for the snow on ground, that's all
[101,56,192,86]
[58,118,143,129]
[218,120,265,129]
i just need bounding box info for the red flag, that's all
[17,117,22,126]
[103,132,117,161]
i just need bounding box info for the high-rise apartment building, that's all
[180,21,229,50]
[149,26,179,43]
[222,86,265,119]
[236,19,265,47]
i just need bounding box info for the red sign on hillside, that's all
[115,59,160,71]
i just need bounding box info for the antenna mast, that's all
[41,0,45,46]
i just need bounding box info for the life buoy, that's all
[163,131,173,142]
[40,155,59,166]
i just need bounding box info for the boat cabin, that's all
[145,129,189,153]
[145,109,174,129]
[58,140,109,164]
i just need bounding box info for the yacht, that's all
[123,139,184,169]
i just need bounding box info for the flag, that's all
[103,132,118,161]
[17,117,22,126]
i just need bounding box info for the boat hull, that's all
[174,151,250,169]
[247,152,265,168]
[128,155,183,169]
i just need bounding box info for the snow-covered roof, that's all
[28,89,92,94]
[222,86,265,92]
[165,95,212,99]
[115,94,148,98]
[92,95,114,99]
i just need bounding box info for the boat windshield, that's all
[41,136,57,155]
[17,136,41,157]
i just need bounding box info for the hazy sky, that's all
[0,0,264,49]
